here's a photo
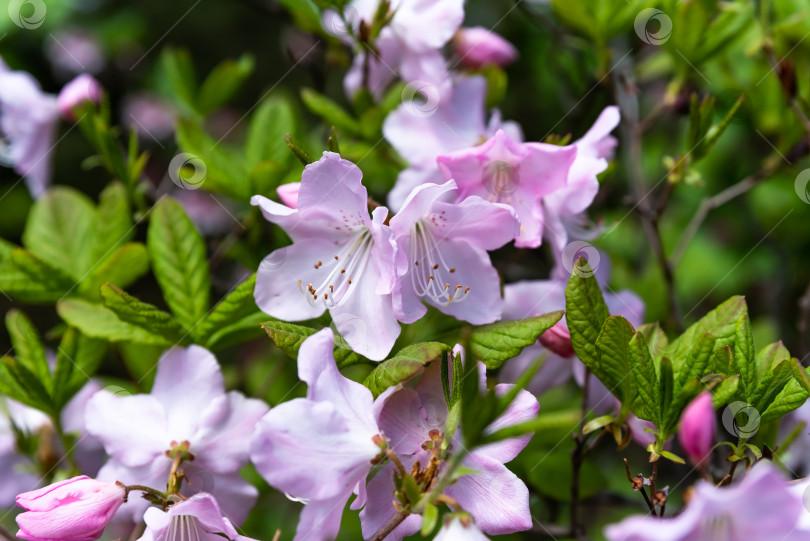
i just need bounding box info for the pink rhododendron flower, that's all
[677,391,716,466]
[250,328,383,541]
[0,58,60,198]
[138,493,258,541]
[15,476,125,541]
[57,74,102,120]
[276,181,300,208]
[453,27,518,69]
[605,462,810,540]
[46,31,104,78]
[437,129,577,248]
[435,516,490,540]
[85,346,267,524]
[543,106,620,251]
[329,0,465,98]
[251,152,400,360]
[390,180,519,324]
[122,93,176,142]
[383,76,522,210]
[360,356,537,538]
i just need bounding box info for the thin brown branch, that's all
[570,370,590,540]
[369,511,409,541]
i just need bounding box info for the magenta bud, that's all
[538,321,575,358]
[453,27,518,69]
[276,182,301,209]
[678,391,716,466]
[16,476,125,541]
[57,74,102,121]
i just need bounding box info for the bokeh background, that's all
[1,0,810,539]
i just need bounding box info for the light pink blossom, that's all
[57,74,102,120]
[15,476,124,541]
[453,27,518,69]
[138,493,258,541]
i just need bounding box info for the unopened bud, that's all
[677,391,716,466]
[57,73,102,120]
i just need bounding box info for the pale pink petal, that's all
[359,462,422,540]
[476,385,538,464]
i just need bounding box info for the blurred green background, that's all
[1,0,810,539]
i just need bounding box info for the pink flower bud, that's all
[57,74,102,120]
[538,321,575,358]
[276,182,301,209]
[16,476,125,541]
[453,27,518,69]
[678,391,716,466]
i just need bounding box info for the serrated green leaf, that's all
[260,320,371,368]
[300,88,362,135]
[713,345,734,375]
[147,197,210,331]
[630,331,659,426]
[6,310,50,387]
[760,371,810,425]
[196,273,257,340]
[751,359,793,413]
[713,374,739,409]
[51,328,107,408]
[57,299,173,346]
[81,243,150,299]
[594,315,636,405]
[636,322,668,360]
[0,245,75,303]
[676,331,715,391]
[363,342,448,398]
[22,187,98,280]
[659,357,674,429]
[1,356,54,413]
[791,358,810,395]
[100,283,187,343]
[197,54,255,114]
[94,182,133,261]
[246,96,296,170]
[755,341,791,377]
[469,311,564,369]
[205,312,266,350]
[734,313,756,399]
[565,259,610,370]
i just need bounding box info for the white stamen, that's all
[300,229,373,309]
[409,221,470,306]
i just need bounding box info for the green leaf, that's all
[594,315,636,405]
[197,54,255,114]
[22,187,98,280]
[57,299,173,346]
[750,359,794,413]
[94,182,134,261]
[734,313,756,399]
[565,259,610,370]
[630,331,660,426]
[300,88,362,135]
[760,369,810,425]
[469,311,564,369]
[660,450,686,464]
[176,119,251,199]
[676,331,715,391]
[791,358,810,395]
[713,345,734,375]
[51,329,107,408]
[363,342,448,398]
[0,356,53,413]
[147,197,210,331]
[713,374,739,409]
[196,273,258,340]
[5,310,50,388]
[160,48,198,113]
[260,321,370,368]
[276,0,321,33]
[81,243,150,299]
[658,357,674,428]
[100,283,187,343]
[246,96,296,169]
[420,503,439,536]
[0,245,75,303]
[637,322,668,360]
[205,312,266,351]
